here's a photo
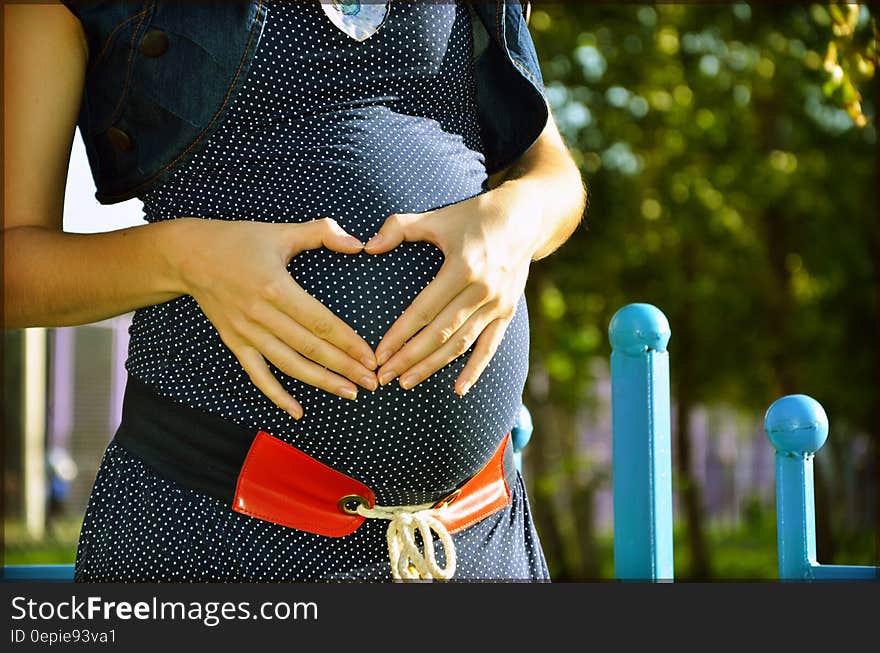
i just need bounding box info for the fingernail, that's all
[365,234,384,250]
[346,235,363,248]
[360,374,378,391]
[361,354,377,370]
[378,369,396,386]
[376,350,391,366]
[288,403,303,419]
[400,374,416,390]
[339,385,358,400]
[458,380,472,396]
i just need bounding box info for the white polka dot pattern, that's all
[74,0,548,581]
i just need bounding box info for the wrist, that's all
[490,177,546,262]
[154,217,201,296]
[494,160,585,262]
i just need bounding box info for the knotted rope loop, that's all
[356,500,456,581]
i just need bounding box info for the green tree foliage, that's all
[523,2,877,579]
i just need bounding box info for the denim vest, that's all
[61,0,549,205]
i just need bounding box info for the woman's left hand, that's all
[363,181,540,396]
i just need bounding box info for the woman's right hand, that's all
[171,217,378,419]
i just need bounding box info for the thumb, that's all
[288,217,364,256]
[363,212,429,255]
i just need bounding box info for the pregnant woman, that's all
[4,1,586,581]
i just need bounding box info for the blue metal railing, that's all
[3,564,74,581]
[511,403,534,472]
[764,394,879,581]
[608,303,674,581]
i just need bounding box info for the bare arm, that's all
[486,110,588,261]
[2,3,380,417]
[2,3,186,328]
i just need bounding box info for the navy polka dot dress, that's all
[74,0,549,582]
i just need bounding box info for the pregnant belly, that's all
[132,110,528,504]
[128,245,530,504]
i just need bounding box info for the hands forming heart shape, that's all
[178,182,540,420]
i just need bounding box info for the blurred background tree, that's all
[523,2,877,579]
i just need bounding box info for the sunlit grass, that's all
[3,513,873,579]
[3,517,81,565]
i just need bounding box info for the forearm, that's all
[3,219,189,329]
[493,120,588,262]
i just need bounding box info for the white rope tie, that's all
[356,500,456,581]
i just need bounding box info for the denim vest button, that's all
[107,126,133,152]
[139,30,169,57]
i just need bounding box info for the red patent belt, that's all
[232,428,515,539]
[114,376,518,579]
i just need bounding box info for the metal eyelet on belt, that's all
[338,494,370,515]
[434,488,462,509]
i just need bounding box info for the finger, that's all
[363,212,436,255]
[376,282,489,386]
[453,317,510,396]
[286,217,364,256]
[259,304,378,390]
[270,274,376,369]
[374,261,463,368]
[395,306,494,391]
[251,328,360,401]
[236,346,304,419]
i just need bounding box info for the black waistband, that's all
[114,375,518,510]
[114,375,258,505]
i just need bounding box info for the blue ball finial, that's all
[511,403,533,453]
[764,394,829,455]
[608,303,671,355]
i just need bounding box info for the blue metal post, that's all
[764,395,878,581]
[2,564,75,581]
[511,403,534,472]
[608,303,674,581]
